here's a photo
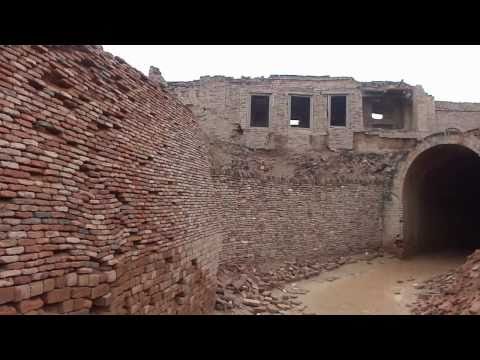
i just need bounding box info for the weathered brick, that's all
[72,287,91,299]
[0,190,16,198]
[8,231,26,239]
[131,284,143,295]
[18,191,35,198]
[73,298,92,311]
[43,278,55,292]
[58,299,74,313]
[0,113,13,122]
[93,293,112,307]
[6,246,24,255]
[14,275,32,285]
[55,276,66,289]
[42,288,71,304]
[69,308,90,315]
[88,274,100,287]
[78,275,89,287]
[1,161,19,169]
[0,239,17,248]
[0,255,19,264]
[30,281,44,297]
[14,284,31,301]
[0,305,17,315]
[91,284,109,299]
[17,297,44,313]
[0,279,14,287]
[105,270,116,283]
[0,286,15,305]
[65,273,77,287]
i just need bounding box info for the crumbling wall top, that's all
[168,74,357,87]
[435,101,480,112]
[149,66,168,87]
[359,81,415,95]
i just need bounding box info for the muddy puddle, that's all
[293,251,467,315]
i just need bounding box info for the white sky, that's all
[103,45,480,103]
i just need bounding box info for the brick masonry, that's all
[168,75,438,153]
[168,75,480,154]
[4,46,480,314]
[0,45,221,314]
[168,73,480,267]
[215,175,384,265]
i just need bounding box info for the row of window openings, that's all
[250,95,361,128]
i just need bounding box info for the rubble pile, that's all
[215,266,309,315]
[290,151,402,180]
[411,250,480,315]
[215,250,383,315]
[209,140,405,183]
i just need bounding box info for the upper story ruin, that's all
[156,70,480,154]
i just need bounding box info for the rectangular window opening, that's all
[362,90,412,130]
[250,95,269,127]
[330,95,347,127]
[290,96,310,128]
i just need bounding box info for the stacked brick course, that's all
[5,46,480,315]
[214,174,384,265]
[207,140,403,266]
[0,45,220,314]
[168,75,438,153]
[169,73,480,269]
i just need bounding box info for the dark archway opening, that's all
[403,144,480,255]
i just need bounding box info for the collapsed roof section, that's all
[360,81,414,130]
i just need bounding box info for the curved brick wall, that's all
[0,45,221,314]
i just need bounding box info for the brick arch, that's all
[383,131,480,256]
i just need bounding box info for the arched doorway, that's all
[403,144,480,255]
[383,133,480,257]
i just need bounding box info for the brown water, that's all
[294,251,467,315]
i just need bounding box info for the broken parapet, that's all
[149,66,168,87]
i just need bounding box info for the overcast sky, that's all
[103,45,480,103]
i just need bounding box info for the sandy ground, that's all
[293,251,466,315]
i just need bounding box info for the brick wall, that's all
[434,101,480,132]
[0,45,221,314]
[169,76,480,155]
[168,76,440,153]
[169,76,362,152]
[4,45,480,315]
[214,175,384,265]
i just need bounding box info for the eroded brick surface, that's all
[216,176,384,265]
[0,45,220,314]
[168,73,480,269]
[4,45,480,316]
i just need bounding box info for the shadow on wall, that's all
[403,144,480,256]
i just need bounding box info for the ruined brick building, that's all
[166,72,480,264]
[1,45,480,314]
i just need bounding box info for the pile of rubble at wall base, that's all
[215,250,384,315]
[411,250,480,315]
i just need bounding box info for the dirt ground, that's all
[217,251,467,315]
[293,251,466,315]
